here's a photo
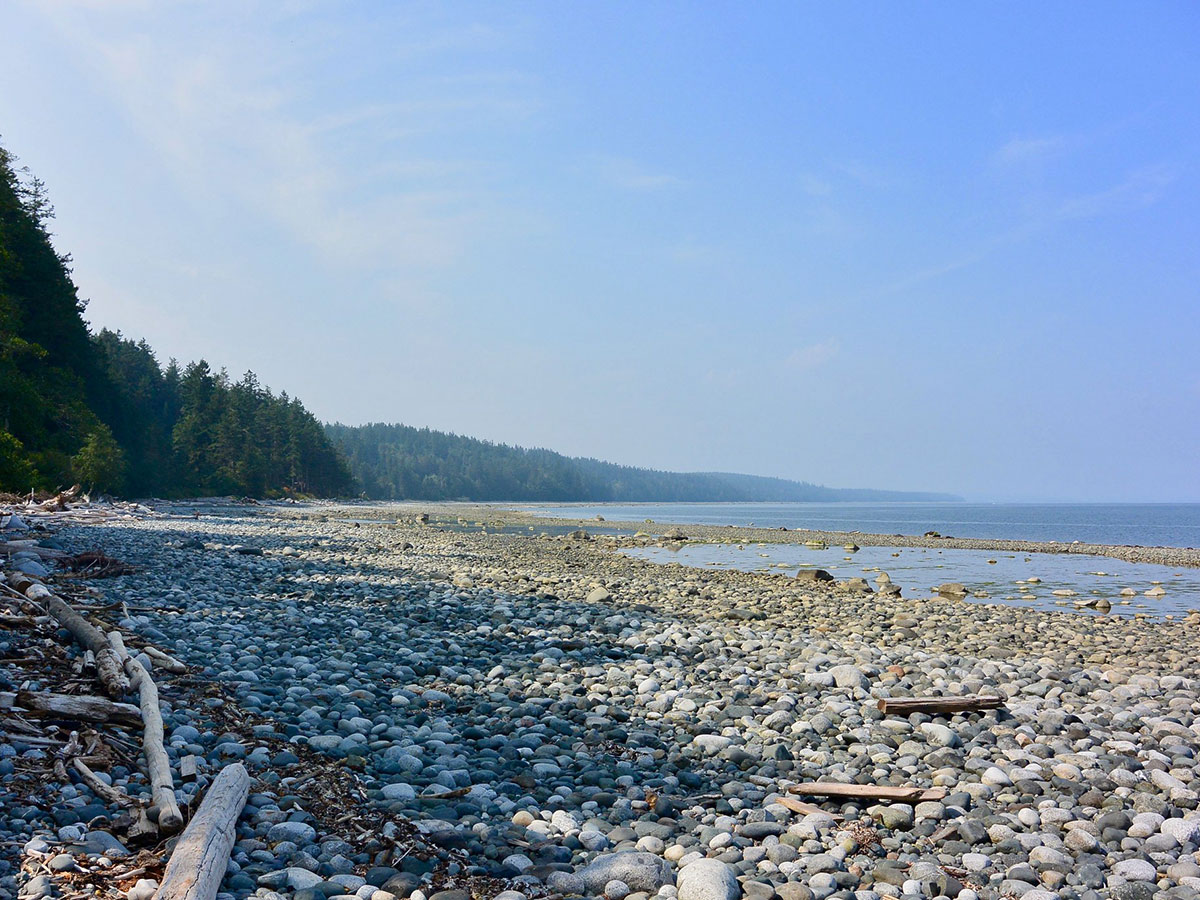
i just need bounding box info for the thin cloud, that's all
[593,155,685,191]
[784,338,840,372]
[994,135,1068,166]
[1054,164,1175,220]
[31,3,537,272]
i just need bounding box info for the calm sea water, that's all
[524,502,1200,549]
[621,541,1200,618]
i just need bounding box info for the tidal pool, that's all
[622,541,1200,618]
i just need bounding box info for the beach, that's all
[4,500,1200,900]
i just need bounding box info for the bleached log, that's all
[0,690,141,726]
[154,763,250,900]
[8,573,129,697]
[108,631,183,833]
[142,645,187,673]
[789,783,947,803]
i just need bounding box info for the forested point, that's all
[0,140,354,498]
[325,421,960,503]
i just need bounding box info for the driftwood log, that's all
[789,783,947,803]
[155,763,250,900]
[877,696,1004,715]
[142,645,187,673]
[38,485,81,511]
[776,795,843,818]
[0,690,141,726]
[108,631,184,832]
[73,757,138,808]
[7,572,129,698]
[0,541,68,559]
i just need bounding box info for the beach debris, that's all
[788,783,948,804]
[876,695,1004,716]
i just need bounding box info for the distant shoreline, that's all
[308,500,1200,568]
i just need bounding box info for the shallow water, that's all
[622,541,1200,618]
[525,501,1200,548]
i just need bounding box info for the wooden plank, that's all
[788,783,947,803]
[180,755,199,784]
[877,696,1004,715]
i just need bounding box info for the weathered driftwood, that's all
[73,757,138,808]
[155,763,250,900]
[0,541,68,559]
[0,690,141,726]
[108,631,183,833]
[776,795,843,818]
[180,755,199,784]
[8,573,130,698]
[37,485,81,511]
[142,645,187,673]
[789,783,947,803]
[877,695,1003,715]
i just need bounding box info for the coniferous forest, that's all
[0,142,353,497]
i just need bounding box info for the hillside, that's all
[326,421,959,502]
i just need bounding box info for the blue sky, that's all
[3,2,1197,501]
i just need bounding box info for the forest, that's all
[0,142,353,498]
[325,422,958,502]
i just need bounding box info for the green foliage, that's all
[0,138,354,498]
[0,428,39,491]
[72,423,125,493]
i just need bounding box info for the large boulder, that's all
[578,852,673,894]
[795,569,834,584]
[677,859,740,900]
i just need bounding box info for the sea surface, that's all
[523,502,1200,549]
[621,541,1200,618]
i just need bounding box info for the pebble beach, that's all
[5,501,1200,900]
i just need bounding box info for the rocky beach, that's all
[4,500,1200,900]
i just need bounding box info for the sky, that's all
[2,2,1198,502]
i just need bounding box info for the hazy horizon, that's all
[3,3,1197,503]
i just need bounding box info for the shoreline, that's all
[306,501,1200,569]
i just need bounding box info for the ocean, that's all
[523,501,1200,549]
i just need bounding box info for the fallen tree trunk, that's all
[0,690,141,726]
[7,573,129,698]
[155,763,250,900]
[877,696,1003,715]
[789,783,947,804]
[108,632,183,833]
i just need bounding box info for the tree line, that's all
[0,141,353,498]
[324,421,959,502]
